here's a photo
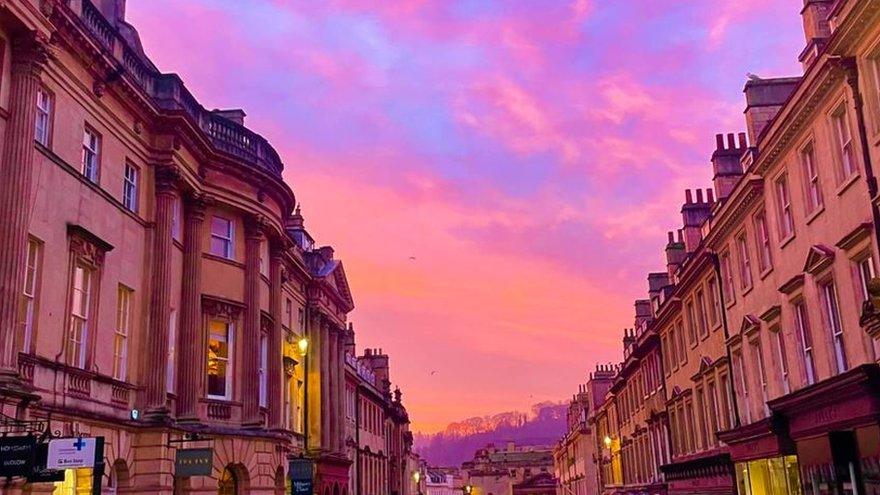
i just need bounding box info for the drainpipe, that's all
[711,253,742,429]
[841,57,880,261]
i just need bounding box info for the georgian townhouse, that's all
[554,385,596,495]
[0,0,392,493]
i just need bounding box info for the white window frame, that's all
[736,233,753,290]
[833,107,857,179]
[721,250,735,303]
[259,332,268,407]
[820,279,847,374]
[81,127,100,183]
[114,285,132,381]
[754,212,772,272]
[210,216,234,259]
[733,351,751,424]
[35,86,52,146]
[794,301,816,385]
[775,175,794,239]
[122,162,139,212]
[751,338,769,416]
[800,143,823,212]
[20,239,40,353]
[207,320,234,400]
[855,254,880,359]
[171,199,181,241]
[68,263,92,369]
[772,326,790,394]
[707,277,720,328]
[167,309,177,393]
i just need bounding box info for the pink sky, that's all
[128,0,804,433]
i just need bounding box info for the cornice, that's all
[704,178,764,249]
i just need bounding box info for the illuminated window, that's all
[207,320,233,399]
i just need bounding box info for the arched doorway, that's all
[218,467,238,495]
[218,464,250,495]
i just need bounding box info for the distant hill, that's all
[414,401,567,466]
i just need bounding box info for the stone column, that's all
[336,326,346,453]
[320,318,331,449]
[0,34,48,378]
[242,216,263,426]
[145,165,179,416]
[268,242,284,429]
[175,193,209,421]
[328,327,339,452]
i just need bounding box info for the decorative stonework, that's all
[203,296,244,321]
[67,224,113,267]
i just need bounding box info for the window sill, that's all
[779,233,796,250]
[758,266,773,281]
[836,172,861,197]
[203,252,246,269]
[805,205,825,225]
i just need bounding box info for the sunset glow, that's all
[128,0,804,434]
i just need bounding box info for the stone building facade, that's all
[344,344,417,495]
[462,442,556,495]
[560,1,880,495]
[0,0,412,493]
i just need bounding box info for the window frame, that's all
[799,141,823,213]
[35,85,54,147]
[19,238,42,354]
[114,285,133,381]
[167,309,177,393]
[754,211,772,273]
[832,104,858,180]
[67,262,94,369]
[122,161,139,213]
[81,126,101,184]
[207,319,234,400]
[793,299,816,386]
[736,232,753,291]
[774,173,795,241]
[209,215,235,259]
[819,278,847,374]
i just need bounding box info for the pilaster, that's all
[176,192,210,421]
[144,165,179,418]
[321,317,331,449]
[0,32,49,379]
[268,242,284,429]
[241,215,264,427]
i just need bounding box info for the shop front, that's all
[768,364,880,495]
[718,417,802,495]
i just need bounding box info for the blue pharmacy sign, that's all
[289,458,314,495]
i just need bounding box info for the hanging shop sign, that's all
[27,442,64,483]
[0,435,36,477]
[47,437,98,470]
[175,448,214,477]
[289,458,314,495]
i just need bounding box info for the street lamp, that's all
[463,485,473,494]
[413,471,422,495]
[603,435,612,449]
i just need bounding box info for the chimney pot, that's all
[707,188,715,203]
[716,134,725,150]
[727,133,736,149]
[738,132,747,148]
[667,231,674,243]
[696,189,704,203]
[685,189,693,204]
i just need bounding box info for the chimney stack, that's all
[712,133,747,200]
[665,231,686,280]
[681,189,713,253]
[744,77,800,146]
[800,0,834,69]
